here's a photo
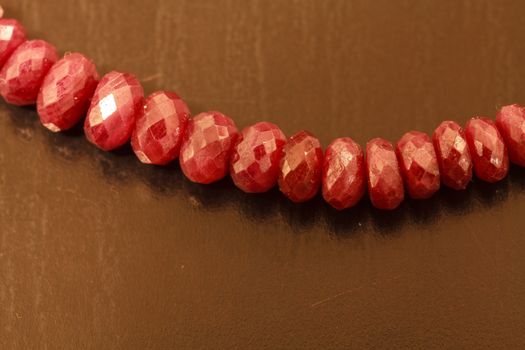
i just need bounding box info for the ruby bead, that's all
[432,121,473,190]
[278,131,323,203]
[0,19,26,68]
[84,71,144,151]
[131,91,190,165]
[179,112,239,184]
[366,138,404,210]
[465,117,509,183]
[496,104,525,167]
[0,39,58,106]
[37,53,99,132]
[322,137,365,210]
[396,131,440,199]
[230,122,287,193]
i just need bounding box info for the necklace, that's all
[0,11,523,211]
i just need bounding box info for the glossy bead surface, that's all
[131,91,190,165]
[396,131,440,199]
[230,122,287,193]
[0,40,58,105]
[179,112,239,184]
[465,117,509,183]
[278,131,323,203]
[0,19,26,68]
[496,104,525,167]
[37,53,99,132]
[84,71,144,151]
[322,137,365,210]
[432,121,473,190]
[366,138,404,210]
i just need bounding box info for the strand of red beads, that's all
[0,12,524,211]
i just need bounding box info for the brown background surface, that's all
[1,0,525,349]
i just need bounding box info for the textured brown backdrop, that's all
[1,0,525,349]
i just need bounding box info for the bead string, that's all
[0,10,523,211]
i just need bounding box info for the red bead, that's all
[278,131,323,203]
[432,121,473,190]
[230,122,287,193]
[322,137,365,210]
[366,138,404,210]
[37,53,99,132]
[84,71,144,151]
[179,112,239,184]
[0,39,58,105]
[131,91,190,165]
[0,19,26,68]
[465,117,509,183]
[496,104,525,167]
[396,131,440,199]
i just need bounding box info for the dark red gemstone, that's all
[322,137,365,210]
[278,131,323,203]
[396,131,440,199]
[230,122,287,193]
[84,71,144,151]
[179,112,239,184]
[465,117,509,183]
[432,121,473,190]
[496,104,525,167]
[131,91,190,165]
[366,138,404,210]
[0,40,58,105]
[37,53,99,132]
[0,18,26,68]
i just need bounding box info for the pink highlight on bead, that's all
[322,137,365,210]
[465,117,509,183]
[37,53,99,132]
[84,71,144,151]
[366,138,404,210]
[179,111,239,184]
[0,18,26,68]
[278,131,323,203]
[496,104,525,167]
[0,39,58,105]
[131,91,190,165]
[230,122,287,193]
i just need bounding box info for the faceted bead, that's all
[37,53,99,132]
[495,104,525,167]
[0,39,58,105]
[322,137,365,210]
[230,122,287,193]
[179,112,239,184]
[465,117,509,183]
[366,138,404,210]
[84,71,144,151]
[432,121,473,190]
[278,131,323,203]
[131,91,190,165]
[396,131,440,199]
[0,19,26,68]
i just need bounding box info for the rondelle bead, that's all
[84,71,144,151]
[465,117,509,183]
[0,39,58,105]
[37,53,99,132]
[179,111,239,184]
[0,18,26,68]
[278,131,323,203]
[366,138,404,210]
[396,131,440,199]
[230,122,287,193]
[432,121,473,190]
[322,137,365,210]
[495,104,525,167]
[131,91,190,165]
